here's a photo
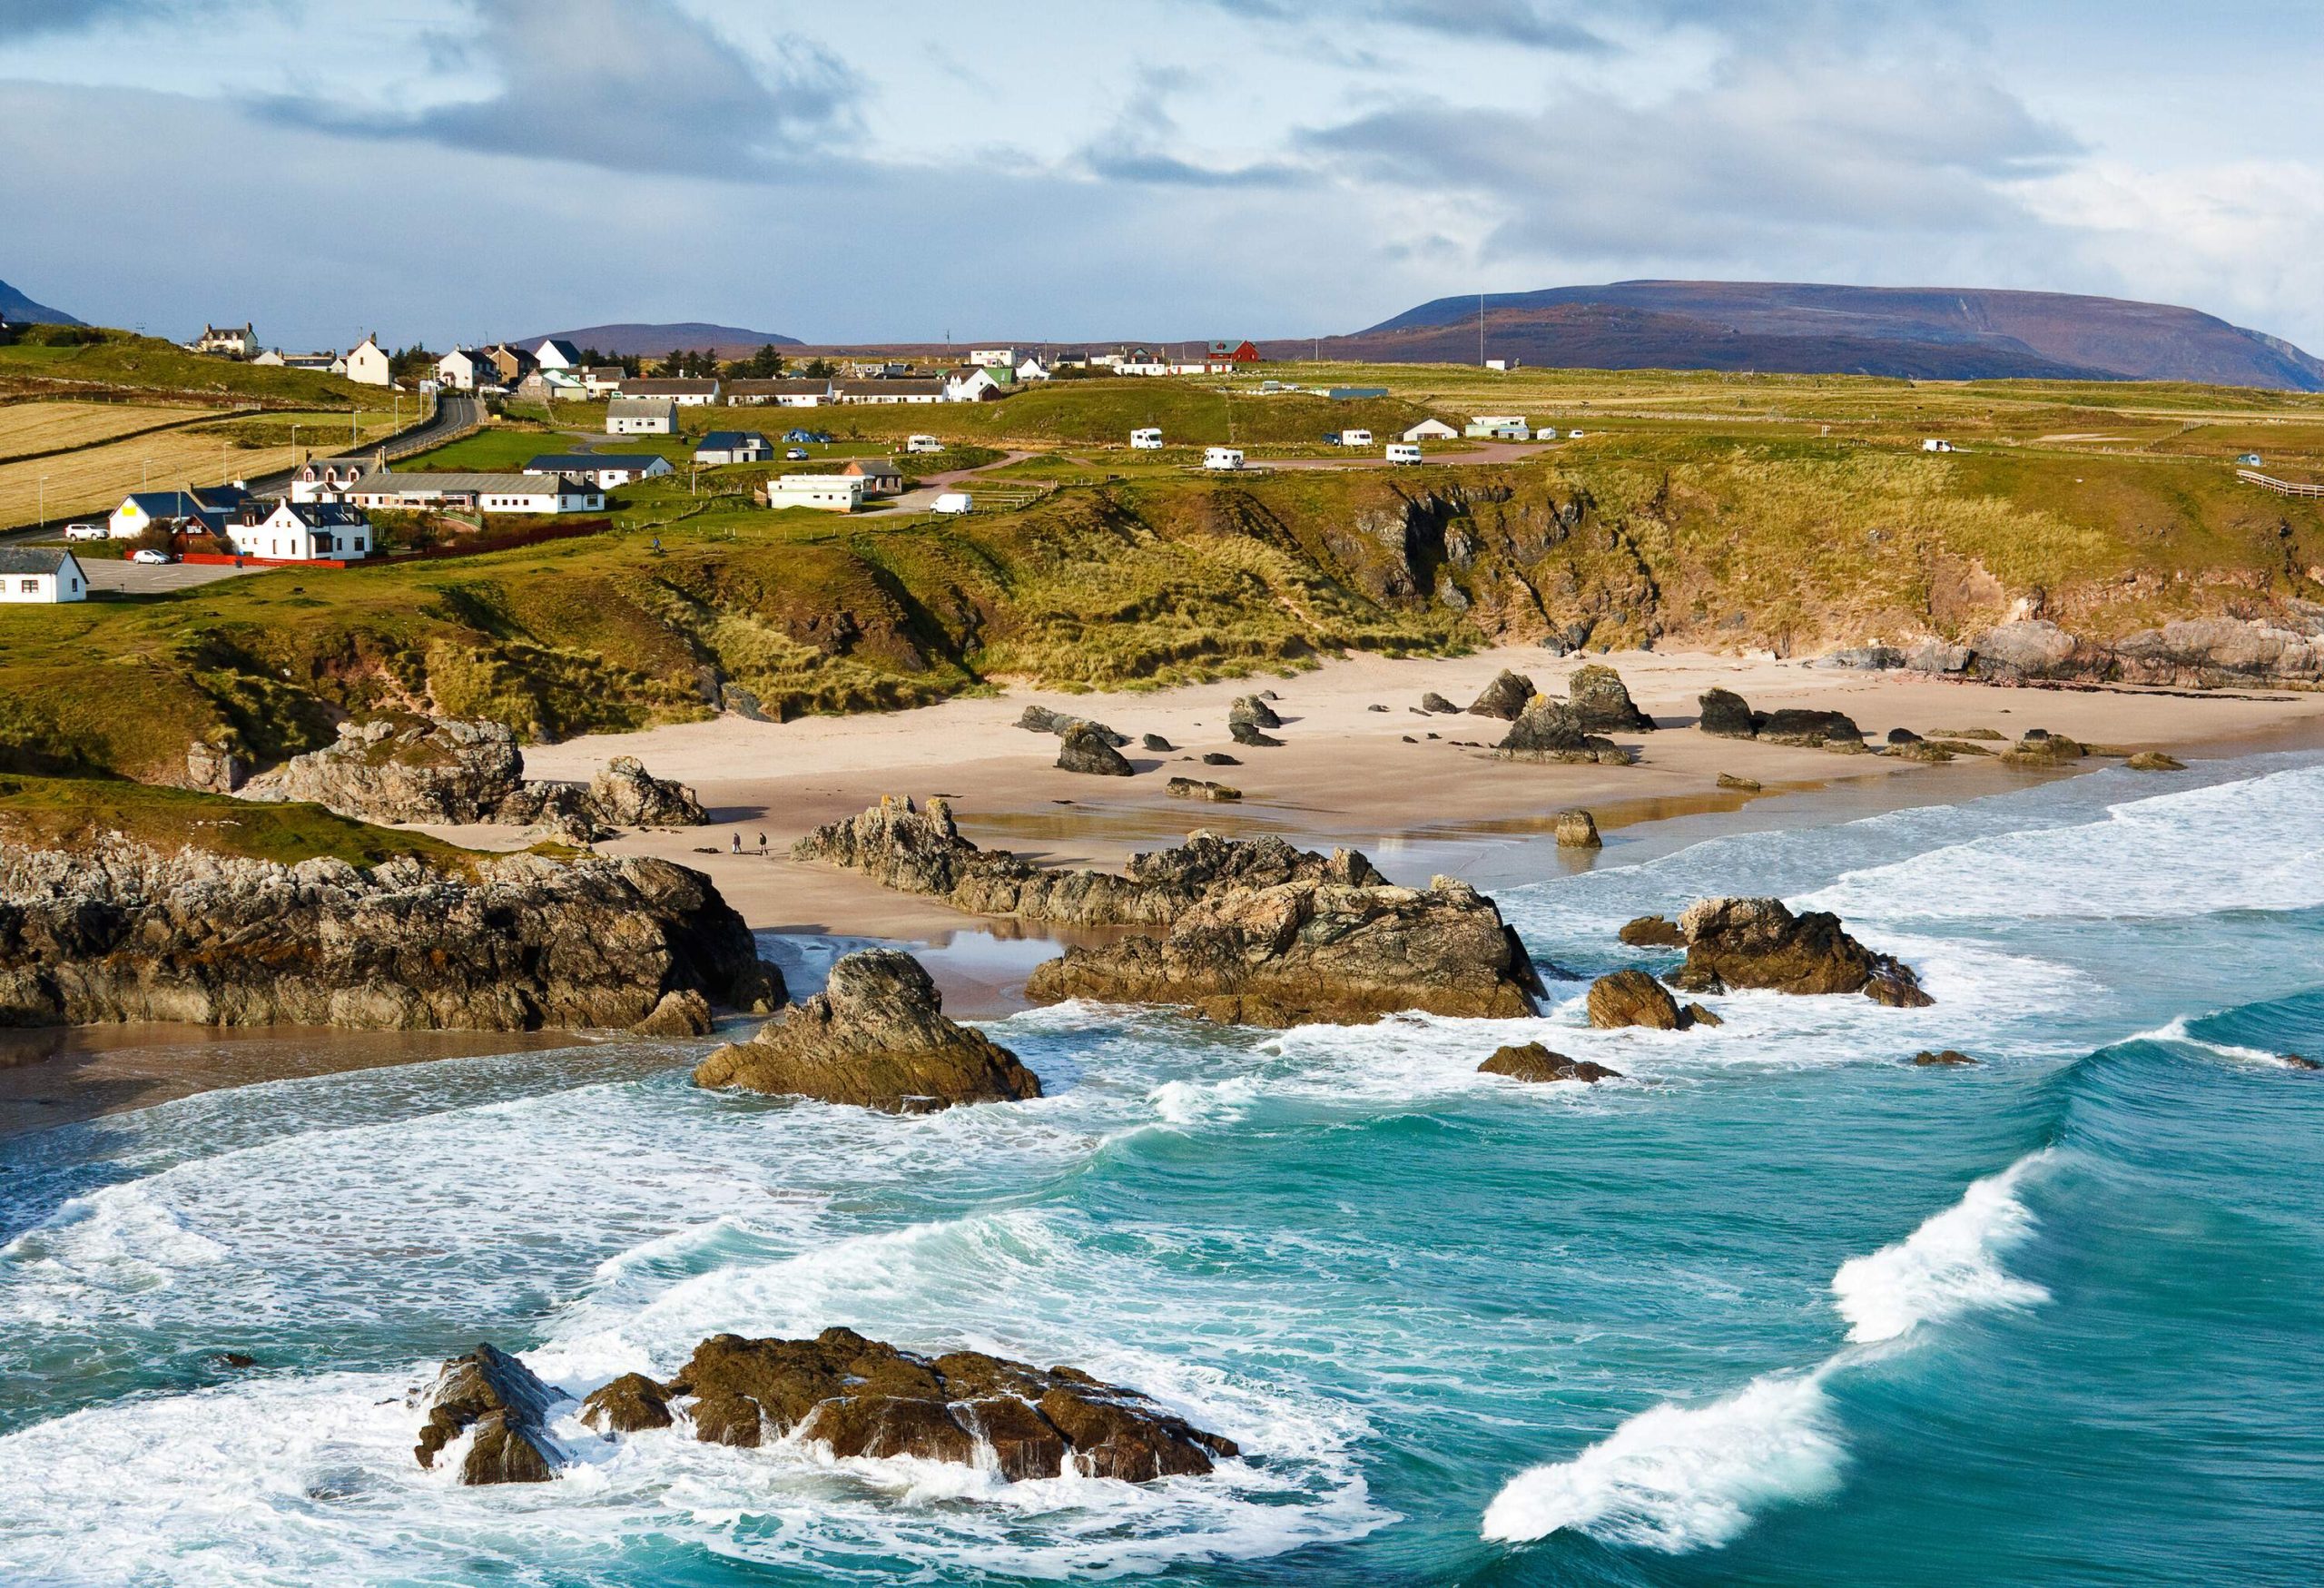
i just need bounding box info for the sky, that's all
[5,0,2324,351]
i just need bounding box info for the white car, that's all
[131,547,175,564]
[931,491,972,515]
[62,523,106,541]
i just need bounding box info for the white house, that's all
[535,338,583,370]
[345,334,393,387]
[290,457,377,502]
[969,348,1018,368]
[944,367,1003,402]
[0,547,87,603]
[524,453,674,489]
[832,378,944,405]
[226,499,373,562]
[727,378,830,407]
[347,471,604,514]
[621,378,720,406]
[435,348,482,390]
[694,431,772,466]
[607,398,678,435]
[580,366,626,398]
[1403,419,1460,442]
[759,474,863,512]
[192,323,255,358]
[1014,356,1051,382]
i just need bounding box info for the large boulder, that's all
[1467,670,1537,720]
[1494,699,1630,764]
[1586,969,1690,1030]
[662,1327,1237,1481]
[1059,723,1135,775]
[1618,913,1685,947]
[1480,1042,1621,1084]
[414,1344,566,1485]
[1228,695,1283,731]
[1566,664,1654,732]
[1553,810,1602,849]
[240,715,526,824]
[588,755,707,827]
[1025,873,1543,1027]
[1670,896,1932,1006]
[579,1373,675,1434]
[1420,691,1461,715]
[694,948,1040,1111]
[1229,718,1285,748]
[1754,709,1864,748]
[1698,687,1758,739]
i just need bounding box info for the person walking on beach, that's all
[731,832,741,853]
[757,832,768,855]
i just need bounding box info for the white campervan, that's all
[931,491,973,514]
[1130,428,1164,449]
[1203,447,1245,471]
[906,434,945,454]
[1339,429,1373,447]
[1384,443,1422,465]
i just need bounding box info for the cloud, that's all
[1199,0,1607,51]
[260,0,857,177]
[0,0,176,39]
[1076,67,1310,188]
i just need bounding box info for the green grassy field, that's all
[0,330,373,409]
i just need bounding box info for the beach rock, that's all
[2281,1053,2322,1070]
[1698,688,1758,739]
[1969,619,2094,682]
[1467,670,1537,720]
[1017,705,1069,734]
[183,739,247,794]
[1480,1041,1620,1084]
[1166,777,1241,802]
[1716,772,1761,791]
[1566,664,1655,732]
[659,1327,1236,1481]
[2001,733,2086,767]
[239,715,527,824]
[1025,873,1542,1027]
[579,1373,674,1434]
[1228,719,1284,748]
[1058,724,1135,776]
[588,756,708,828]
[1586,969,1689,1031]
[1619,914,1686,947]
[632,988,714,1037]
[1682,1001,1723,1027]
[1367,704,1389,713]
[1886,728,1923,745]
[1202,752,1241,766]
[0,837,781,1031]
[2125,751,2185,772]
[1913,1050,1978,1067]
[1229,695,1282,731]
[694,949,1039,1112]
[1888,740,1956,763]
[1553,809,1602,848]
[415,1344,565,1485]
[1495,699,1630,764]
[1420,692,1461,714]
[1670,896,1933,1006]
[1142,734,1175,752]
[1755,709,1864,748]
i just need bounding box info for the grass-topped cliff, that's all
[5,362,2324,784]
[0,773,476,868]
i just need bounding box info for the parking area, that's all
[80,558,260,595]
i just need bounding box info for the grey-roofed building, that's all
[0,546,88,603]
[347,471,605,514]
[620,377,721,405]
[226,498,375,561]
[693,431,771,466]
[832,378,946,405]
[523,453,675,488]
[725,378,831,407]
[606,398,678,435]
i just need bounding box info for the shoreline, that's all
[11,645,2323,1130]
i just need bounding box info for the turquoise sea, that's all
[2,753,2320,1585]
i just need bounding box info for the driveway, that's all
[81,558,260,594]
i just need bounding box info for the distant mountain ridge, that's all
[519,321,801,357]
[0,277,82,326]
[1321,281,2324,390]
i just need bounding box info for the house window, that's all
[18,579,35,593]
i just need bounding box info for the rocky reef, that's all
[1493,699,1631,764]
[1480,1041,1620,1084]
[694,948,1040,1111]
[1024,872,1543,1027]
[1668,896,1932,1006]
[1817,612,2324,691]
[0,836,780,1030]
[416,1328,1237,1486]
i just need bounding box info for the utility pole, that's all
[37,474,47,530]
[1478,292,1486,366]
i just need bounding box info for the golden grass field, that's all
[0,399,210,461]
[0,407,409,530]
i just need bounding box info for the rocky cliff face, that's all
[1024,873,1543,1026]
[0,836,781,1030]
[694,948,1040,1111]
[1819,611,2324,690]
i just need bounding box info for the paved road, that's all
[239,393,482,495]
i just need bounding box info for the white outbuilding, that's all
[607,398,679,435]
[0,547,87,603]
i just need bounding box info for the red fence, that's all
[179,518,612,571]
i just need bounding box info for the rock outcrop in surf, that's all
[1023,872,1544,1027]
[1481,1041,1621,1083]
[415,1344,566,1485]
[693,948,1040,1111]
[0,837,782,1030]
[1669,896,1932,1006]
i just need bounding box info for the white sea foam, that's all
[2140,1014,2310,1068]
[1483,1149,2058,1552]
[1830,1152,2052,1343]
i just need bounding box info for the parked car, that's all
[131,547,175,564]
[784,447,808,460]
[62,522,106,541]
[931,492,973,515]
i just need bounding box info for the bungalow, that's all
[347,470,604,514]
[0,546,88,604]
[838,456,903,497]
[1403,419,1460,442]
[606,398,679,435]
[523,453,674,489]
[756,474,863,513]
[252,349,342,372]
[345,333,392,388]
[534,338,583,370]
[225,499,374,562]
[1015,355,1051,382]
[726,378,831,407]
[620,377,720,406]
[291,456,378,502]
[435,348,483,390]
[580,366,626,398]
[694,431,772,466]
[943,366,1004,402]
[832,378,945,405]
[109,485,249,538]
[193,323,255,358]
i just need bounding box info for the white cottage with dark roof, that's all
[0,547,88,603]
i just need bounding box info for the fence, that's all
[2234,468,2324,499]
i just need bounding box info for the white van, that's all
[1203,447,1245,471]
[1339,429,1373,447]
[62,523,107,541]
[1567,429,1585,439]
[906,434,945,454]
[1130,428,1164,449]
[1384,443,1423,466]
[931,491,973,514]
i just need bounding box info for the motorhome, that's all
[1130,428,1164,449]
[906,434,946,454]
[1384,442,1423,465]
[1338,429,1373,447]
[1203,447,1245,471]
